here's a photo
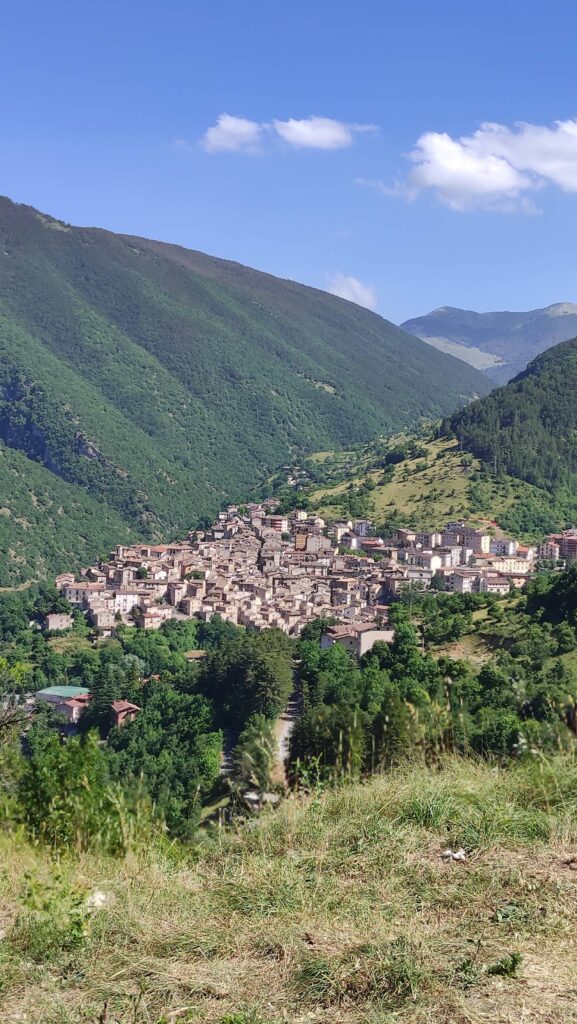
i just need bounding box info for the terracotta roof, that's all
[111,700,141,713]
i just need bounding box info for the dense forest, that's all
[446,335,577,491]
[0,196,490,582]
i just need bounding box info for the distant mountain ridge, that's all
[402,302,577,383]
[0,196,490,582]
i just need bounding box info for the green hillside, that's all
[0,196,489,581]
[446,336,577,531]
[284,334,577,539]
[0,442,134,585]
[272,434,561,540]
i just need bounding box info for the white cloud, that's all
[274,116,375,150]
[328,273,377,310]
[198,114,376,154]
[200,114,263,154]
[364,118,577,212]
[407,130,534,211]
[469,119,577,192]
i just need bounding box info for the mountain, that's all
[402,302,577,383]
[446,335,577,533]
[274,335,577,540]
[0,197,490,583]
[0,443,137,585]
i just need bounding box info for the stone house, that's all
[321,623,395,658]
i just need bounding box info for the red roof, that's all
[111,700,141,713]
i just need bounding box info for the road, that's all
[272,692,301,785]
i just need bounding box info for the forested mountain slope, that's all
[446,336,577,489]
[0,442,135,585]
[0,197,489,581]
[402,302,577,383]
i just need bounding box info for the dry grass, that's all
[429,633,495,665]
[47,634,94,655]
[311,438,476,527]
[1,758,577,1023]
[309,436,547,538]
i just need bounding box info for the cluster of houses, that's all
[51,500,557,658]
[539,529,577,564]
[34,508,575,756]
[54,501,394,649]
[384,522,538,596]
[32,684,141,730]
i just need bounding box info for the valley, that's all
[0,197,489,583]
[1,283,577,1022]
[4,7,577,1023]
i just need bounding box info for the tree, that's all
[107,681,222,837]
[289,704,368,783]
[80,662,136,737]
[370,687,411,769]
[33,585,71,620]
[233,714,276,791]
[196,614,241,650]
[299,617,338,644]
[198,630,293,728]
[555,622,577,654]
[359,659,391,717]
[471,708,521,758]
[18,728,122,851]
[299,641,361,708]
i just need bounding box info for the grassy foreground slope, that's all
[2,758,577,1023]
[0,196,490,581]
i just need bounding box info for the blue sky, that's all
[2,0,577,322]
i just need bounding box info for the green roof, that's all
[36,685,90,698]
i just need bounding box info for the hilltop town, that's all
[53,498,576,651]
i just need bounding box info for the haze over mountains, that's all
[402,302,577,383]
[0,197,490,582]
